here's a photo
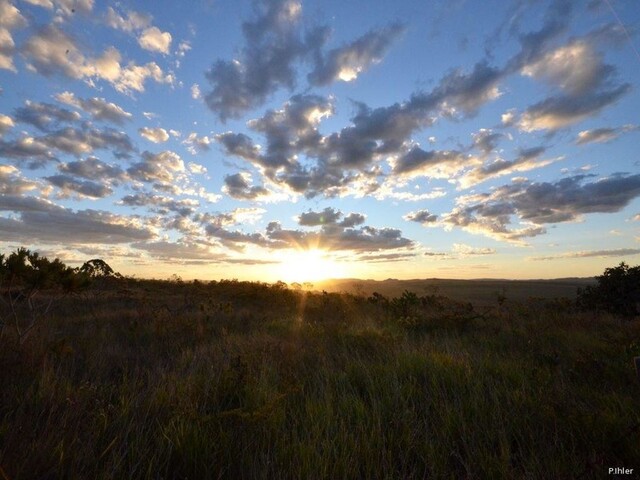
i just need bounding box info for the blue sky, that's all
[1,0,639,281]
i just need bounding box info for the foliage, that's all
[0,249,117,344]
[577,262,640,317]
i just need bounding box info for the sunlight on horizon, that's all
[273,249,352,283]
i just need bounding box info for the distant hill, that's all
[310,277,596,307]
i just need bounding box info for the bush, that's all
[577,262,640,317]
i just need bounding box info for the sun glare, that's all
[274,249,349,283]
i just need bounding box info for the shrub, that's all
[577,262,640,317]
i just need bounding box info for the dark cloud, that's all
[14,100,80,131]
[56,91,133,125]
[459,145,551,188]
[0,136,54,168]
[45,174,112,198]
[0,194,155,244]
[298,207,342,226]
[0,164,39,195]
[58,157,126,182]
[132,240,277,264]
[204,0,321,120]
[222,172,270,200]
[127,150,186,186]
[519,84,630,132]
[120,193,199,217]
[442,174,640,242]
[308,23,404,86]
[40,126,135,158]
[576,125,638,145]
[391,146,470,179]
[404,210,438,224]
[471,129,503,156]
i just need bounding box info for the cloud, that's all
[105,6,151,32]
[55,91,132,125]
[191,83,201,99]
[131,240,276,264]
[22,25,174,93]
[120,192,199,217]
[13,100,80,131]
[0,164,40,194]
[518,84,630,132]
[204,0,325,120]
[0,136,54,167]
[45,174,112,198]
[441,174,640,243]
[521,40,612,95]
[38,126,134,158]
[58,157,126,182]
[458,146,558,188]
[222,172,270,200]
[127,150,186,187]
[139,127,169,143]
[138,26,172,54]
[404,210,438,224]
[576,125,638,145]
[266,220,414,252]
[471,129,503,156]
[0,114,15,135]
[531,248,640,261]
[0,0,27,71]
[297,207,343,226]
[308,23,404,85]
[182,132,211,154]
[391,146,474,180]
[0,194,155,244]
[452,243,496,255]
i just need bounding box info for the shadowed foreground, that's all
[1,278,639,479]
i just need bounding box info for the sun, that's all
[274,249,350,283]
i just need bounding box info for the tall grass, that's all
[1,279,639,479]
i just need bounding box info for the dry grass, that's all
[1,278,639,479]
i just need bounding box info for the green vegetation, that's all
[1,251,639,479]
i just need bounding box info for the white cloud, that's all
[55,91,132,124]
[23,26,174,93]
[0,113,14,135]
[105,6,151,32]
[191,83,201,99]
[138,26,172,54]
[139,127,169,143]
[0,0,27,71]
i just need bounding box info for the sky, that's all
[1,0,639,282]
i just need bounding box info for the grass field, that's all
[1,278,639,479]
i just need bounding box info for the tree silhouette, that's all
[0,249,98,344]
[577,262,640,318]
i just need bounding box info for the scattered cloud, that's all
[576,124,638,145]
[0,0,27,71]
[0,194,155,244]
[531,248,640,261]
[55,91,132,125]
[222,172,270,200]
[138,26,172,54]
[13,100,80,131]
[404,210,438,225]
[22,25,174,93]
[308,23,404,85]
[139,127,169,143]
[183,132,211,154]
